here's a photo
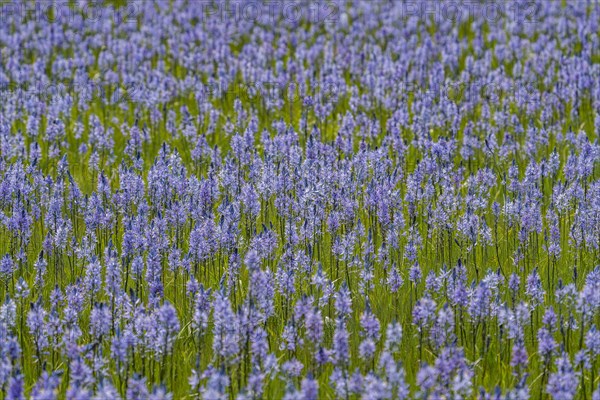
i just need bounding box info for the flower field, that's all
[0,1,599,398]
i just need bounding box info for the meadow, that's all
[0,0,599,399]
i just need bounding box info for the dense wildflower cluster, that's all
[0,0,599,398]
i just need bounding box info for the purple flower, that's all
[127,374,149,400]
[149,385,173,400]
[212,291,240,363]
[538,327,557,361]
[413,297,436,329]
[408,263,422,285]
[526,269,545,307]
[305,307,323,344]
[89,302,111,339]
[6,374,24,400]
[334,285,352,318]
[546,353,578,400]
[585,326,600,356]
[30,371,62,400]
[0,254,14,279]
[511,339,528,371]
[300,377,318,400]
[360,303,380,340]
[332,319,350,366]
[152,302,180,358]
